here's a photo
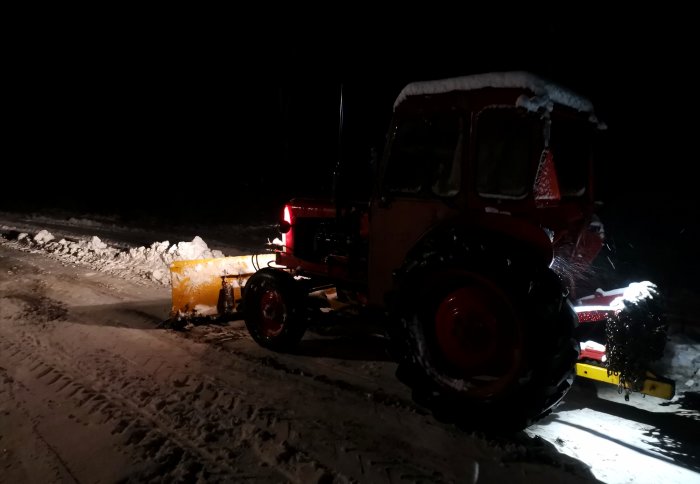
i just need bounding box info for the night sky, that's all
[4,14,697,229]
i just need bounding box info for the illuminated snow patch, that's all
[528,407,699,484]
[574,281,658,313]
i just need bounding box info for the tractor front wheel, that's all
[243,268,307,352]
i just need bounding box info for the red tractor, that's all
[238,72,671,430]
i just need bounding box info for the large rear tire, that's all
[392,236,578,431]
[243,268,307,352]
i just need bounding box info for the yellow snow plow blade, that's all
[169,254,276,319]
[575,363,675,400]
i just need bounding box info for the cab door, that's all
[368,112,465,305]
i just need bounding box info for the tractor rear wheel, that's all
[243,268,307,352]
[392,244,578,431]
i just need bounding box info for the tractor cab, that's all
[369,72,605,304]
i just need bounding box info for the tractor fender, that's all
[402,214,554,276]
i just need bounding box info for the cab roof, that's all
[394,71,594,113]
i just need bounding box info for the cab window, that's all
[476,108,541,199]
[384,113,463,197]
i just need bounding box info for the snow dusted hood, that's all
[394,71,594,113]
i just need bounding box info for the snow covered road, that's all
[0,244,598,483]
[1,215,698,483]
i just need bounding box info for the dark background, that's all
[3,13,698,325]
[3,15,696,216]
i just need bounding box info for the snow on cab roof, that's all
[394,71,594,113]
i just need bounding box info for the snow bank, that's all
[656,333,700,391]
[34,229,55,244]
[2,229,227,285]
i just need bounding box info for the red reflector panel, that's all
[534,149,561,207]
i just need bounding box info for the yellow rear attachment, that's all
[575,362,675,400]
[170,254,276,319]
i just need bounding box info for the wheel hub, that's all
[433,282,523,393]
[260,289,286,337]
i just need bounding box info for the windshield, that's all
[476,108,542,199]
[384,112,463,197]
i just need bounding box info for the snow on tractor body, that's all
[169,72,673,430]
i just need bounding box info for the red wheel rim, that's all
[434,281,523,396]
[260,289,286,338]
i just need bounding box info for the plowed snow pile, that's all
[4,230,224,284]
[658,333,700,391]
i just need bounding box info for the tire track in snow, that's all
[0,329,348,483]
[0,251,345,481]
[176,326,474,483]
[185,324,422,414]
[0,366,80,483]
